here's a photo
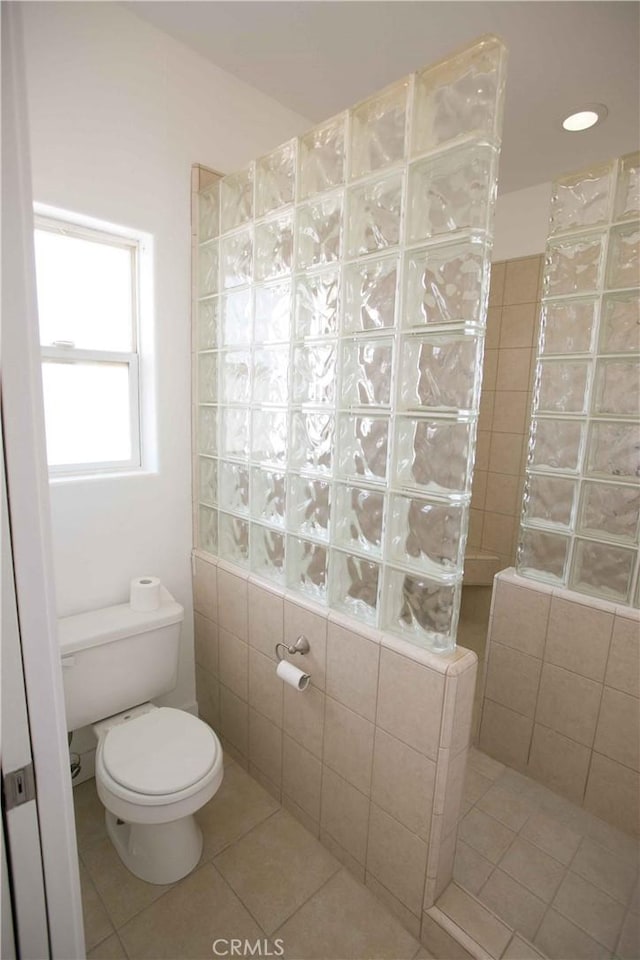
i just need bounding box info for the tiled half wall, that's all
[193,552,477,938]
[479,567,640,837]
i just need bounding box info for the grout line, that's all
[269,862,342,939]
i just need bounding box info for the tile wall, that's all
[193,552,478,938]
[479,567,640,837]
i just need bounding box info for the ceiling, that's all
[126,1,640,194]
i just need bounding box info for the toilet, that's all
[58,586,223,884]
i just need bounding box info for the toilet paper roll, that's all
[276,658,310,691]
[130,576,162,612]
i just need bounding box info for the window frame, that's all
[34,214,143,477]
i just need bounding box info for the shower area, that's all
[190,31,639,960]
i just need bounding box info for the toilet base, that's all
[105,809,203,884]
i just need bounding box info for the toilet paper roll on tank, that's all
[130,576,162,612]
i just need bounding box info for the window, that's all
[34,215,142,476]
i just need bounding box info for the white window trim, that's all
[34,213,143,478]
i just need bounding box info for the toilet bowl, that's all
[93,703,224,884]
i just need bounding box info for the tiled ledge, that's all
[464,551,502,587]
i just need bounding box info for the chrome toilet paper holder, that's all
[275,635,310,662]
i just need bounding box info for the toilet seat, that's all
[102,707,218,796]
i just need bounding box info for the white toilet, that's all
[58,586,223,884]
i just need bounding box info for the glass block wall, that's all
[517,152,640,606]
[194,36,507,652]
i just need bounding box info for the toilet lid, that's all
[102,708,218,796]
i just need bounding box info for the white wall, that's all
[493,180,551,261]
[21,1,310,717]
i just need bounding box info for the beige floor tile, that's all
[275,868,419,959]
[571,835,639,905]
[478,868,546,943]
[214,809,339,934]
[502,932,546,959]
[196,761,280,860]
[500,837,565,903]
[617,910,640,960]
[81,837,173,929]
[73,779,107,854]
[520,811,582,866]
[535,908,610,960]
[467,747,506,781]
[119,863,263,959]
[438,883,512,957]
[476,783,537,831]
[458,807,516,864]
[463,768,493,806]
[453,841,493,895]
[553,871,625,951]
[87,933,127,960]
[365,872,421,939]
[80,862,114,951]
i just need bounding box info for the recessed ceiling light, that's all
[562,104,608,132]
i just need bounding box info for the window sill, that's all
[48,467,157,484]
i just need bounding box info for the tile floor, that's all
[75,756,432,960]
[455,747,640,960]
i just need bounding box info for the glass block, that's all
[404,237,489,328]
[394,418,471,496]
[571,538,635,602]
[539,298,597,355]
[198,457,217,507]
[287,475,330,541]
[220,166,253,234]
[197,297,219,350]
[198,352,217,403]
[343,255,398,333]
[221,228,253,290]
[388,494,465,578]
[528,418,584,473]
[544,234,604,297]
[329,550,380,625]
[614,151,640,222]
[219,407,249,460]
[299,114,346,199]
[407,142,497,243]
[198,405,217,456]
[251,409,288,467]
[593,358,640,417]
[517,529,569,585]
[350,80,408,180]
[254,280,291,343]
[220,288,252,346]
[255,211,293,281]
[337,414,389,482]
[412,36,506,156]
[606,222,640,290]
[198,505,218,555]
[383,567,458,651]
[293,343,336,405]
[399,334,481,413]
[250,467,286,528]
[346,173,403,257]
[535,360,590,415]
[549,163,615,235]
[340,338,393,407]
[253,346,289,405]
[296,193,343,269]
[250,523,286,585]
[333,484,384,557]
[255,140,295,217]
[522,474,576,529]
[198,241,219,297]
[199,180,219,241]
[287,536,328,601]
[599,292,640,353]
[578,481,640,543]
[294,268,340,339]
[290,411,334,474]
[219,512,249,567]
[586,421,640,482]
[220,350,250,404]
[219,461,249,515]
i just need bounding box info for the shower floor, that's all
[74,757,431,960]
[455,747,640,960]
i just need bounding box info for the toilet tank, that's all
[58,587,184,731]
